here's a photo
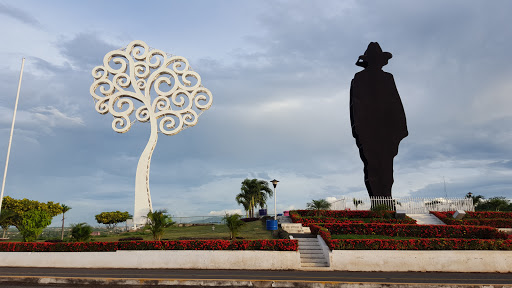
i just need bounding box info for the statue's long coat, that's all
[350,68,408,197]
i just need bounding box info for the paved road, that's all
[0,267,511,286]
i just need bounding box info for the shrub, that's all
[0,239,298,252]
[330,238,512,250]
[289,210,416,225]
[45,239,64,243]
[321,223,507,239]
[241,218,259,222]
[223,214,245,240]
[370,204,393,219]
[431,211,512,228]
[276,228,290,239]
[145,210,174,241]
[70,223,93,242]
[118,237,143,241]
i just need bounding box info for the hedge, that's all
[431,211,512,228]
[289,210,416,225]
[293,210,395,218]
[309,224,512,250]
[0,239,298,252]
[320,223,507,239]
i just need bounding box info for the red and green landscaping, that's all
[290,209,512,250]
[430,211,512,228]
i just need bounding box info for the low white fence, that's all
[330,197,474,214]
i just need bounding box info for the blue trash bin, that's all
[266,219,278,231]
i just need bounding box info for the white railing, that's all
[329,197,474,214]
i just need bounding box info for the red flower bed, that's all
[431,211,512,228]
[330,238,512,250]
[0,239,298,252]
[294,210,387,218]
[321,223,507,239]
[289,210,416,225]
[467,211,512,219]
[309,224,512,250]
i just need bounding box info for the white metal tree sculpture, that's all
[90,40,213,227]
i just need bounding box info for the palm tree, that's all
[145,209,174,240]
[223,213,245,240]
[235,190,252,217]
[236,179,273,218]
[60,204,71,240]
[307,199,332,216]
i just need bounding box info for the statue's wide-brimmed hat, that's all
[356,42,392,68]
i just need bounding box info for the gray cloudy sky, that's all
[1,1,511,226]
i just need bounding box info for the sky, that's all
[1,0,512,226]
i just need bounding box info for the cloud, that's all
[208,209,243,216]
[58,33,119,69]
[31,106,84,127]
[0,3,40,27]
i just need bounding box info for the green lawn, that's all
[1,220,275,242]
[90,221,274,242]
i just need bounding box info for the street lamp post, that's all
[270,179,279,220]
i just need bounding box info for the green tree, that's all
[223,213,245,240]
[18,210,53,242]
[236,179,273,218]
[476,197,512,211]
[371,204,393,219]
[145,209,174,240]
[70,223,93,242]
[466,193,485,207]
[95,211,131,230]
[60,204,71,240]
[307,199,332,216]
[1,196,62,241]
[0,209,15,238]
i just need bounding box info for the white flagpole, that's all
[0,58,25,215]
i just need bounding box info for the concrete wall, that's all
[330,250,512,273]
[0,250,301,270]
[2,249,512,272]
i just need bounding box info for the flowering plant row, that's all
[466,211,512,219]
[320,223,507,239]
[289,210,416,225]
[0,239,298,252]
[309,224,512,250]
[431,211,512,228]
[330,238,512,250]
[293,210,393,218]
[291,216,415,226]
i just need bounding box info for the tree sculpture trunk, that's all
[133,117,157,227]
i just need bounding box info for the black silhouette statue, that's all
[350,42,408,199]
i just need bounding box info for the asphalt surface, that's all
[0,267,511,286]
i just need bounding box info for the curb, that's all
[1,276,512,288]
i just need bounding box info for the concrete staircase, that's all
[408,213,446,225]
[281,223,311,234]
[297,236,328,267]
